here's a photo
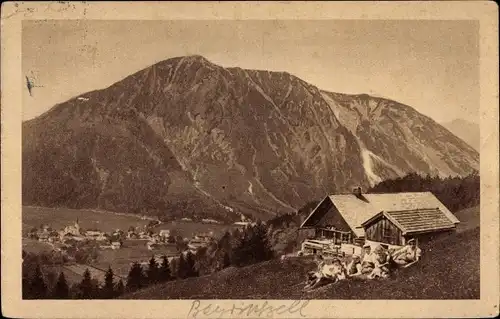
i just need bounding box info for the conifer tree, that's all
[101,266,115,299]
[185,251,198,277]
[52,272,69,299]
[46,270,58,294]
[177,253,188,279]
[147,256,159,285]
[126,262,145,292]
[115,279,125,297]
[159,255,172,282]
[232,222,274,267]
[222,251,231,269]
[78,269,96,299]
[29,264,47,299]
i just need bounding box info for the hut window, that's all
[382,219,397,244]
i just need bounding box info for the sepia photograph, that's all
[2,1,499,318]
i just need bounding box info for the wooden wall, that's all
[410,229,456,248]
[300,197,357,244]
[302,198,333,226]
[364,217,403,246]
[316,203,352,233]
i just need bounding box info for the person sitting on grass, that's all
[391,238,422,267]
[305,255,325,289]
[361,244,376,275]
[346,254,362,277]
[305,256,346,290]
[325,257,348,282]
[368,245,391,279]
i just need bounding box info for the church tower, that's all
[75,218,80,234]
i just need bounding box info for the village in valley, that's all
[28,217,216,253]
[22,206,259,294]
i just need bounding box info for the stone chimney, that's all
[353,187,362,197]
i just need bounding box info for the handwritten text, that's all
[187,300,310,318]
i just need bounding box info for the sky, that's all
[22,20,479,124]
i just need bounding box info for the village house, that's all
[111,241,122,250]
[146,241,158,250]
[38,231,49,242]
[201,218,221,224]
[48,231,60,243]
[64,219,81,236]
[138,231,148,239]
[233,221,250,226]
[299,188,459,251]
[95,233,108,242]
[85,230,104,238]
[193,232,214,242]
[151,233,161,242]
[159,229,170,238]
[127,230,139,239]
[187,234,212,252]
[112,229,124,237]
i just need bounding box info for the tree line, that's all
[367,171,480,212]
[23,252,190,299]
[23,221,275,299]
[192,221,274,275]
[23,263,125,299]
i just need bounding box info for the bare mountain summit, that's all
[22,55,479,221]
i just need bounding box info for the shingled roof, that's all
[300,192,459,237]
[362,208,456,235]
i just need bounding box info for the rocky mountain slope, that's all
[441,118,480,151]
[22,55,479,221]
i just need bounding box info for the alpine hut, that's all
[299,188,459,248]
[361,207,458,249]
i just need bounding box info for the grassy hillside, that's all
[123,226,479,299]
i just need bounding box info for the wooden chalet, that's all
[362,208,457,247]
[299,188,459,246]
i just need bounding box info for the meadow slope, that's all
[124,225,479,300]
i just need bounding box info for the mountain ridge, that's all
[441,118,479,151]
[22,55,479,221]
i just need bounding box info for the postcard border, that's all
[2,1,499,318]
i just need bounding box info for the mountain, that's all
[22,55,479,221]
[441,118,480,151]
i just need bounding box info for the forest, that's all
[367,171,480,212]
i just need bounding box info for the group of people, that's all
[304,238,422,291]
